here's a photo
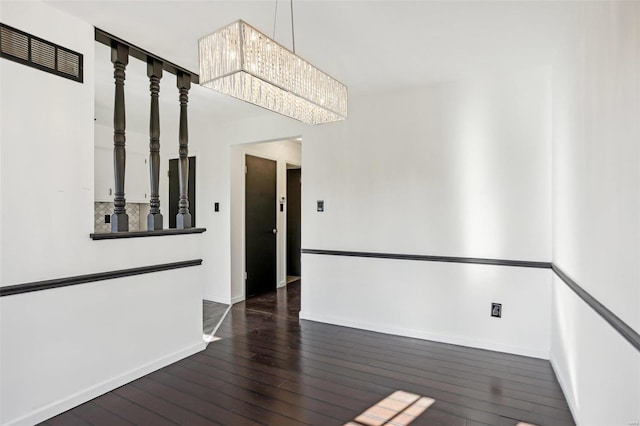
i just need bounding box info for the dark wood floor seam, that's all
[206,331,571,423]
[203,343,569,423]
[211,325,562,392]
[265,320,557,379]
[211,332,565,407]
[200,345,567,414]
[205,332,567,421]
[216,311,562,389]
[177,358,355,422]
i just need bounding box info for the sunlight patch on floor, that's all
[345,390,435,426]
[203,334,222,343]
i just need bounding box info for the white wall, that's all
[0,3,205,424]
[0,267,203,425]
[194,109,232,303]
[230,140,302,304]
[305,255,551,357]
[217,68,553,357]
[302,71,552,260]
[95,122,148,151]
[550,1,640,424]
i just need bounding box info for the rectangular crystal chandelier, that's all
[198,20,347,125]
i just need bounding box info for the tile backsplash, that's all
[94,202,143,233]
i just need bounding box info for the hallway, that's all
[43,280,574,425]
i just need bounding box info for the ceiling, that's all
[47,0,578,129]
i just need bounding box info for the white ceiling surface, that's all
[48,0,577,129]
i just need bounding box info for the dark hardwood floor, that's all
[42,280,574,425]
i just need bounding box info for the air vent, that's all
[0,23,83,83]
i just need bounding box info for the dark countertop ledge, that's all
[91,227,206,240]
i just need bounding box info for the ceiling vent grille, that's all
[0,23,83,83]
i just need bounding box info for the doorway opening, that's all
[229,138,302,305]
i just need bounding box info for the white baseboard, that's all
[299,310,549,360]
[277,280,286,288]
[231,295,245,304]
[5,341,206,426]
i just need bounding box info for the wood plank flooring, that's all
[42,280,574,425]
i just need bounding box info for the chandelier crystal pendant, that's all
[198,20,347,125]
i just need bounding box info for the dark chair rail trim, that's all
[0,259,202,297]
[302,248,640,352]
[551,264,640,352]
[90,228,206,240]
[300,248,551,269]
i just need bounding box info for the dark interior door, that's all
[245,155,277,298]
[169,156,196,228]
[287,168,301,276]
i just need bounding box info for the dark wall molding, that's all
[302,248,640,353]
[0,259,202,297]
[5,246,638,353]
[551,264,640,352]
[90,227,206,240]
[300,248,551,269]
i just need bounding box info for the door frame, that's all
[231,142,302,305]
